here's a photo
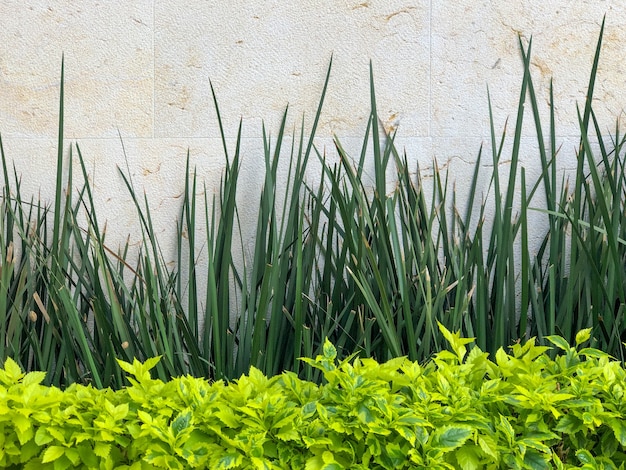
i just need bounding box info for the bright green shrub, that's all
[1,326,625,469]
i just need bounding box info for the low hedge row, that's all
[1,326,625,469]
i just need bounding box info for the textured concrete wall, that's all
[0,1,625,261]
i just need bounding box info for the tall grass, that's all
[0,20,624,388]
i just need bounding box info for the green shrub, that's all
[1,327,625,469]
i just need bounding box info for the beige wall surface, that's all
[0,1,625,260]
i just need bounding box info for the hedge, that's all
[1,326,625,469]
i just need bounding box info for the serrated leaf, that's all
[1,357,24,384]
[495,348,509,368]
[94,442,111,459]
[216,406,240,428]
[302,401,317,419]
[357,402,374,424]
[434,425,472,450]
[305,455,324,470]
[137,410,153,424]
[42,445,65,463]
[395,426,416,446]
[322,464,342,470]
[609,419,626,446]
[215,452,243,469]
[386,441,405,460]
[455,446,479,470]
[498,415,515,445]
[113,402,129,421]
[415,426,429,446]
[116,359,135,375]
[183,442,212,466]
[523,450,550,470]
[519,438,551,454]
[438,321,474,361]
[277,424,299,441]
[601,427,619,457]
[13,414,31,434]
[323,339,337,361]
[142,356,162,371]
[35,427,53,446]
[575,328,592,346]
[322,451,335,464]
[545,335,570,351]
[64,448,80,466]
[555,414,583,434]
[251,456,273,470]
[172,411,192,436]
[16,418,34,445]
[22,371,46,387]
[77,445,98,467]
[578,348,609,359]
[576,449,595,465]
[478,434,498,458]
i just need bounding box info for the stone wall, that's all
[0,1,624,260]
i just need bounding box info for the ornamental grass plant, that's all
[0,20,625,388]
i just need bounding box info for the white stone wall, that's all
[0,1,625,260]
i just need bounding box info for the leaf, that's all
[182,441,212,466]
[545,335,570,351]
[498,415,516,445]
[455,446,480,470]
[495,348,509,368]
[523,450,550,470]
[357,402,374,424]
[22,371,47,387]
[116,359,136,375]
[575,328,592,346]
[216,407,240,428]
[302,401,317,419]
[0,357,24,384]
[305,456,324,470]
[117,356,161,380]
[415,426,429,446]
[433,425,473,450]
[215,452,244,469]
[395,426,417,446]
[64,448,81,466]
[251,456,273,470]
[172,411,192,436]
[143,356,163,372]
[578,348,609,359]
[42,445,65,463]
[94,442,111,459]
[608,418,626,446]
[137,410,153,424]
[35,427,54,446]
[555,414,583,434]
[322,451,335,464]
[77,445,99,467]
[438,322,474,362]
[518,437,551,454]
[105,399,129,421]
[15,417,34,445]
[575,449,596,465]
[13,414,31,435]
[323,339,337,361]
[276,423,299,441]
[478,434,498,459]
[322,464,342,470]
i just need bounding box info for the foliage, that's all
[1,19,626,388]
[1,329,626,468]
